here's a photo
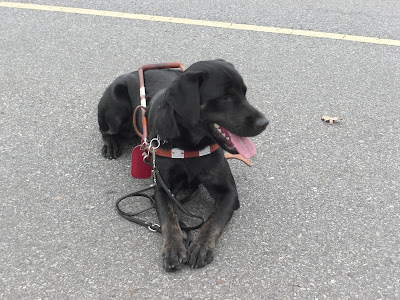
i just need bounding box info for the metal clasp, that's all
[148,223,160,232]
[141,136,160,166]
[150,136,161,150]
[146,136,161,184]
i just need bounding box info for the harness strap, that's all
[138,63,185,142]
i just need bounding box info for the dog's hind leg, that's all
[100,132,121,159]
[98,82,134,159]
[99,112,126,159]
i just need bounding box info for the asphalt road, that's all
[1,1,399,299]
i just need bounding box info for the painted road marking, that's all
[1,1,399,47]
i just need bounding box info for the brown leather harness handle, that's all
[137,63,186,142]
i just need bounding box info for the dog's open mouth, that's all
[210,123,256,159]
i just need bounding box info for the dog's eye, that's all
[204,97,230,111]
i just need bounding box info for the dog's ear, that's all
[151,103,181,139]
[165,71,203,126]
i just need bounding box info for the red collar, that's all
[155,144,219,158]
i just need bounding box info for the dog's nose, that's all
[255,117,269,131]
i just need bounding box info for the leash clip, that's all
[141,136,160,152]
[147,223,160,232]
[150,148,157,184]
[141,136,160,165]
[149,136,161,184]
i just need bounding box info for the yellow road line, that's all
[1,1,400,47]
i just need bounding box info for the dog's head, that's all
[157,59,268,158]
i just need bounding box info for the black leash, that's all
[116,184,161,232]
[116,167,204,240]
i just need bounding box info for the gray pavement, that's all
[1,1,399,299]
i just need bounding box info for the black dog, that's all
[98,59,268,271]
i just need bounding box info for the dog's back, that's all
[98,68,182,158]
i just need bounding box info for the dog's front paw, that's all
[187,240,215,269]
[162,239,187,272]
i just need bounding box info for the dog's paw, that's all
[101,141,120,159]
[162,240,187,272]
[187,240,215,269]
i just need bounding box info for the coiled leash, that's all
[115,139,205,245]
[115,168,204,232]
[116,63,204,245]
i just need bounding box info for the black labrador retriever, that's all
[98,59,268,271]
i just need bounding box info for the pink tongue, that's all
[223,128,256,159]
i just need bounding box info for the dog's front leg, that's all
[154,188,187,271]
[188,173,239,269]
